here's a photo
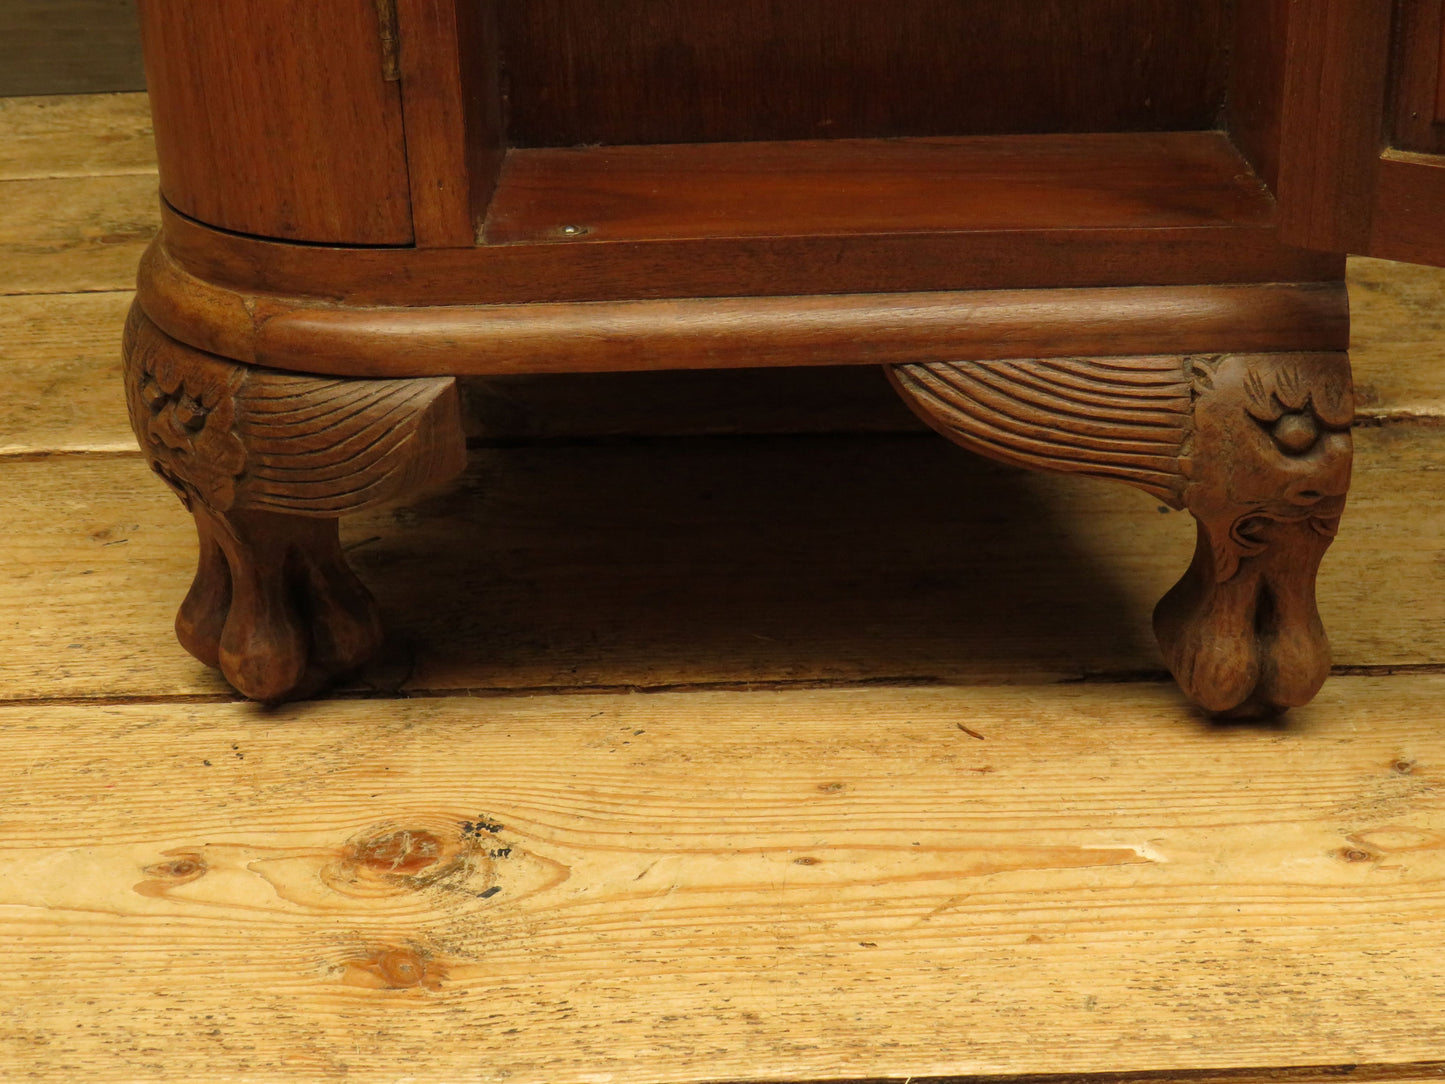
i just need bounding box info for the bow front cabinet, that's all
[124,0,1445,713]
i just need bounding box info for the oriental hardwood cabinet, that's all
[124,0,1445,714]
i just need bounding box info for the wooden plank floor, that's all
[5,94,1445,1083]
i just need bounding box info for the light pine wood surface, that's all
[6,93,1445,1083]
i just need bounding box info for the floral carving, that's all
[122,305,247,512]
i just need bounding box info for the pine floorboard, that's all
[6,93,1445,1083]
[2,680,1445,1083]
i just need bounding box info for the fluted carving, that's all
[891,352,1354,717]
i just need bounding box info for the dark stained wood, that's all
[497,0,1231,146]
[458,0,505,232]
[1225,0,1290,192]
[137,240,1347,378]
[1367,152,1445,265]
[394,0,504,247]
[1387,0,1445,152]
[394,0,473,246]
[161,200,1342,307]
[1274,0,1394,253]
[894,352,1353,717]
[0,0,144,96]
[134,0,414,244]
[1438,9,1445,124]
[484,132,1274,245]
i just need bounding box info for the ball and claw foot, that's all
[1153,353,1351,718]
[123,302,466,701]
[177,507,385,701]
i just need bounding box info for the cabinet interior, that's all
[462,0,1294,248]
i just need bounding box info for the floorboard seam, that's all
[1,666,1441,711]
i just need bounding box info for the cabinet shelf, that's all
[484,130,1274,246]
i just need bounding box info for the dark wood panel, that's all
[1274,0,1394,253]
[498,0,1231,146]
[135,0,414,243]
[394,0,504,247]
[485,132,1274,245]
[1389,0,1445,153]
[1367,153,1445,265]
[1225,0,1291,192]
[0,0,144,96]
[159,197,1342,310]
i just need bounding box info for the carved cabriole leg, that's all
[888,352,1354,718]
[122,303,467,701]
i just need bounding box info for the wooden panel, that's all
[158,210,1342,313]
[1225,0,1291,192]
[484,132,1274,245]
[1367,153,1445,265]
[0,0,144,96]
[1274,0,1394,253]
[498,0,1232,146]
[1388,0,1445,153]
[0,174,158,296]
[4,422,1445,700]
[134,0,413,243]
[394,0,504,247]
[1438,12,1445,123]
[0,93,155,181]
[4,679,1445,1081]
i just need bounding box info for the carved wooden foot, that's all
[889,352,1353,717]
[122,303,467,701]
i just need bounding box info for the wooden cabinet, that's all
[123,1,1445,714]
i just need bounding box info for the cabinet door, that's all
[1367,0,1445,264]
[1272,0,1445,266]
[137,0,414,245]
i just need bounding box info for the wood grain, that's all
[0,0,144,97]
[0,93,154,181]
[1224,0,1290,192]
[1274,0,1394,253]
[3,678,1445,1082]
[139,236,1347,376]
[1348,257,1445,420]
[1387,0,1445,153]
[159,190,1344,311]
[484,131,1275,245]
[393,0,504,246]
[5,423,1445,701]
[0,291,137,454]
[0,174,157,296]
[1367,153,1445,268]
[498,0,1230,146]
[135,0,413,243]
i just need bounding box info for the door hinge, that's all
[374,0,401,81]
